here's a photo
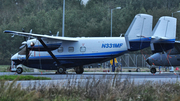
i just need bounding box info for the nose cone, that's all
[11,53,18,60]
[146,58,152,65]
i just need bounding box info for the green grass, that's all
[0,75,51,80]
[0,65,10,72]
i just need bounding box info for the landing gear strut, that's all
[75,66,84,74]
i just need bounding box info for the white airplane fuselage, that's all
[12,37,127,70]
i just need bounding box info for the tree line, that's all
[0,0,180,64]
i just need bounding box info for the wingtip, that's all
[3,30,12,33]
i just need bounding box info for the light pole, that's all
[110,7,121,72]
[110,7,121,37]
[62,0,65,37]
[172,10,180,17]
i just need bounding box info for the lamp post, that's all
[172,10,180,17]
[110,7,121,72]
[110,7,121,37]
[62,0,65,37]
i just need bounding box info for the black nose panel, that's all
[146,58,150,65]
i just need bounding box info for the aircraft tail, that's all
[150,16,177,53]
[125,14,153,51]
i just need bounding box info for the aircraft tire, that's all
[57,67,66,74]
[16,67,23,74]
[136,68,141,72]
[150,68,156,74]
[75,66,84,74]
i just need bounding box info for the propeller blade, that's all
[25,44,30,66]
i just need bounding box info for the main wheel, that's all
[150,68,156,74]
[57,67,66,74]
[16,67,23,74]
[136,68,141,72]
[75,66,84,74]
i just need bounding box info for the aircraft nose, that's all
[11,53,18,60]
[146,58,151,65]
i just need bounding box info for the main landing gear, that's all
[56,66,84,74]
[74,66,84,74]
[57,67,66,74]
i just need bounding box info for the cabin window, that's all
[80,46,86,52]
[68,47,74,52]
[58,47,63,53]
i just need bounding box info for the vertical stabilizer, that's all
[125,14,153,51]
[151,16,177,53]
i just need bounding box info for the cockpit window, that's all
[18,47,26,55]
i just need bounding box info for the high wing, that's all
[3,30,78,42]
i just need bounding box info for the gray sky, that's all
[82,0,89,5]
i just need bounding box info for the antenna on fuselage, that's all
[49,31,53,36]
[28,29,32,40]
[56,31,59,36]
[11,34,15,37]
[30,29,32,33]
[22,28,25,32]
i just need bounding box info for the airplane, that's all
[146,16,177,73]
[146,42,180,73]
[4,14,153,74]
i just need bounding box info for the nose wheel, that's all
[16,67,23,74]
[150,67,156,74]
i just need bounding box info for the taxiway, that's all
[1,72,180,88]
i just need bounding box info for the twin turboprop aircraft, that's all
[146,16,177,73]
[4,13,175,74]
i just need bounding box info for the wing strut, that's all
[38,38,60,66]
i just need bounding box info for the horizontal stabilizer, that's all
[151,16,177,53]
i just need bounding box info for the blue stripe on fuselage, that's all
[28,50,127,60]
[12,50,127,70]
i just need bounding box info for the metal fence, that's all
[102,53,152,68]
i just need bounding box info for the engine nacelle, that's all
[26,39,62,51]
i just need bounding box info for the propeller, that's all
[21,29,33,66]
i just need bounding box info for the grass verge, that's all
[0,75,180,101]
[0,75,51,80]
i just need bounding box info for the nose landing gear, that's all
[16,66,23,74]
[150,67,156,74]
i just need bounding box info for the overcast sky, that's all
[82,0,89,5]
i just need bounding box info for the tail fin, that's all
[151,16,177,53]
[125,14,153,51]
